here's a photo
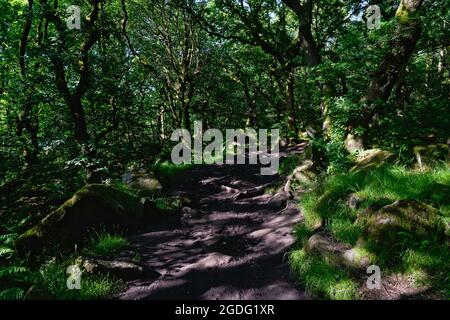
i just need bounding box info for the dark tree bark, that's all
[286,73,297,133]
[182,102,191,133]
[282,0,320,67]
[17,0,39,168]
[43,0,102,182]
[44,1,98,144]
[282,0,337,136]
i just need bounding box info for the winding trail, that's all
[116,144,309,300]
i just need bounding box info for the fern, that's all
[0,247,14,257]
[0,266,28,278]
[0,233,17,242]
[0,288,25,300]
[0,233,17,247]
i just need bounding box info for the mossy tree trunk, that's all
[349,0,424,150]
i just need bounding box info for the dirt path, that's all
[116,145,309,300]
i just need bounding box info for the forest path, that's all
[116,144,309,300]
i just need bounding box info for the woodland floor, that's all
[115,145,309,300]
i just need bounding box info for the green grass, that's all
[37,257,125,300]
[85,231,130,258]
[0,254,125,300]
[153,161,193,183]
[290,164,450,299]
[131,252,142,263]
[0,230,128,300]
[301,165,450,241]
[289,249,359,300]
[154,196,182,213]
[111,180,137,196]
[293,224,314,246]
[264,184,280,195]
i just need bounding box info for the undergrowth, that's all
[289,164,450,299]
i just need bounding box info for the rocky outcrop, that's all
[305,232,373,270]
[359,199,446,247]
[15,184,178,254]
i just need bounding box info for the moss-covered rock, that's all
[413,144,449,169]
[122,168,163,194]
[360,199,445,247]
[350,149,394,172]
[15,184,177,255]
[305,232,373,270]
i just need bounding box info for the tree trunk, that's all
[181,102,191,133]
[282,0,337,137]
[43,0,102,182]
[69,97,89,144]
[16,103,39,167]
[286,73,298,138]
[272,68,298,138]
[243,84,256,127]
[350,0,424,150]
[17,0,39,168]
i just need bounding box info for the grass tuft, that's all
[38,258,124,300]
[153,161,193,183]
[289,249,359,300]
[85,231,129,258]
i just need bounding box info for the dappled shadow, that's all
[116,145,308,300]
[126,250,306,300]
